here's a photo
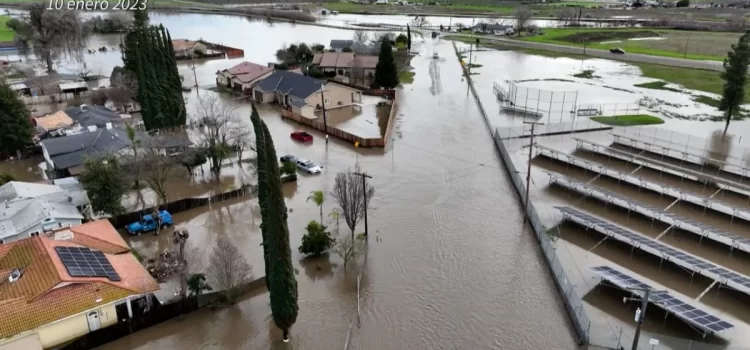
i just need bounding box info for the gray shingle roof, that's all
[256,70,323,100]
[64,105,123,128]
[40,129,130,170]
[330,40,354,50]
[0,198,83,240]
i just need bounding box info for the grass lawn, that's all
[630,62,750,100]
[519,28,737,61]
[573,69,599,79]
[633,81,682,92]
[591,114,664,126]
[325,2,516,14]
[399,71,415,84]
[0,15,14,42]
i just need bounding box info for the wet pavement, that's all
[96,33,575,349]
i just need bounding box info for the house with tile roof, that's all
[216,61,274,94]
[0,219,158,349]
[253,70,363,118]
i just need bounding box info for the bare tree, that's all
[411,15,428,28]
[333,232,364,270]
[109,66,137,110]
[331,165,375,242]
[208,235,252,298]
[194,94,243,177]
[9,4,89,72]
[107,11,133,29]
[140,142,177,206]
[353,30,369,45]
[230,124,253,164]
[556,7,577,27]
[513,6,533,36]
[351,66,366,86]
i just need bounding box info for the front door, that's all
[86,311,101,331]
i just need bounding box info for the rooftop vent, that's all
[53,229,74,241]
[80,104,88,111]
[8,269,22,283]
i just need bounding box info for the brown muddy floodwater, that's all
[96,39,575,349]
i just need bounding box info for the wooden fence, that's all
[281,109,386,148]
[109,184,257,228]
[198,40,245,58]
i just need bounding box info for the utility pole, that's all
[523,121,544,226]
[625,286,665,350]
[683,37,690,58]
[353,171,373,239]
[191,56,199,96]
[320,82,329,144]
[583,39,587,55]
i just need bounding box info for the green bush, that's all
[299,220,335,256]
[280,161,297,176]
[676,0,689,7]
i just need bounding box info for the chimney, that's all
[87,125,97,132]
[106,122,112,129]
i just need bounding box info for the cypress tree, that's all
[720,30,750,136]
[122,9,149,75]
[260,119,298,342]
[406,24,411,52]
[0,80,32,154]
[374,40,399,89]
[250,103,272,289]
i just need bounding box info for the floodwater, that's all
[90,18,575,350]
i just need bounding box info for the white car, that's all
[296,159,322,174]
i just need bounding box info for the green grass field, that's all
[591,114,664,126]
[519,28,738,61]
[0,16,14,42]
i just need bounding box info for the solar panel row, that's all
[547,171,750,249]
[55,246,122,282]
[556,206,750,290]
[591,266,733,333]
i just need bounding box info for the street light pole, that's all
[522,121,544,227]
[320,82,328,144]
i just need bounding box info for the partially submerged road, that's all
[448,34,725,72]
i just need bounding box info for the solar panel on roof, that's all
[590,266,734,334]
[54,246,121,282]
[556,206,750,289]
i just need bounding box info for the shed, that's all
[58,81,89,95]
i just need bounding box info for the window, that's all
[324,98,330,105]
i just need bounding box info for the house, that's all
[40,129,193,177]
[311,52,378,79]
[253,71,363,118]
[0,180,91,243]
[58,81,89,96]
[171,39,207,58]
[24,73,84,96]
[0,220,159,350]
[329,39,354,52]
[33,111,75,135]
[9,83,31,96]
[216,61,274,94]
[64,105,124,129]
[473,23,514,36]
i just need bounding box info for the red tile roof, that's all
[225,61,273,83]
[0,220,158,339]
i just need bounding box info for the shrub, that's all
[342,47,353,52]
[676,0,689,7]
[280,161,297,176]
[299,220,335,256]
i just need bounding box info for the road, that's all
[447,33,725,72]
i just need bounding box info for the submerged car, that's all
[296,159,322,174]
[609,48,625,54]
[291,131,313,143]
[126,210,174,235]
[280,154,298,163]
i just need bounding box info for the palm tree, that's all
[328,208,341,233]
[307,190,325,224]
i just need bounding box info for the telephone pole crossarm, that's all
[353,172,373,238]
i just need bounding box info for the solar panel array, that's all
[55,246,121,282]
[555,206,750,291]
[547,171,750,250]
[590,266,734,334]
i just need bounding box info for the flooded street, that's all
[85,19,574,350]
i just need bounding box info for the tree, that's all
[208,235,252,302]
[299,220,335,257]
[676,0,689,7]
[187,273,212,296]
[109,66,137,108]
[140,144,177,205]
[80,155,129,216]
[253,107,298,342]
[0,174,14,186]
[0,80,32,154]
[9,4,89,72]
[250,103,272,287]
[342,46,353,52]
[307,190,325,224]
[124,123,141,188]
[374,40,399,89]
[720,30,750,137]
[395,33,408,46]
[195,94,243,176]
[411,15,428,27]
[353,30,369,46]
[122,9,149,75]
[232,124,253,164]
[513,6,533,36]
[331,165,375,242]
[91,90,108,105]
[333,232,364,270]
[177,148,207,175]
[406,24,412,52]
[328,208,341,233]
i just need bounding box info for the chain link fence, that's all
[494,81,579,123]
[575,103,643,117]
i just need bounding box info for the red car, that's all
[291,131,313,143]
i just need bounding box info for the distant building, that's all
[329,39,355,52]
[171,39,207,58]
[64,105,124,129]
[311,52,378,80]
[253,71,363,118]
[216,61,274,94]
[0,220,159,349]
